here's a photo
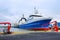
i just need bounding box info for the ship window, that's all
[29,15,42,17]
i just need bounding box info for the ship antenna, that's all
[22,14,24,18]
[34,7,38,14]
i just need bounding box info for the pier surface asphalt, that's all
[0,32,60,40]
[0,28,60,40]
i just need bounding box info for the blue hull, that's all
[18,19,51,29]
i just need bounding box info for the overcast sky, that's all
[0,0,60,23]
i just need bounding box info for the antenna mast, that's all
[22,14,24,18]
[34,7,38,14]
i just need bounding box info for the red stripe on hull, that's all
[31,28,50,31]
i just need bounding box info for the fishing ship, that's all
[18,8,52,30]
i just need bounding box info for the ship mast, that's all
[18,14,27,24]
[33,7,42,17]
[34,7,38,14]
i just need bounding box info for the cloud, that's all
[0,0,60,23]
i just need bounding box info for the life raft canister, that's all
[52,21,58,32]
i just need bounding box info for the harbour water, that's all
[0,22,60,28]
